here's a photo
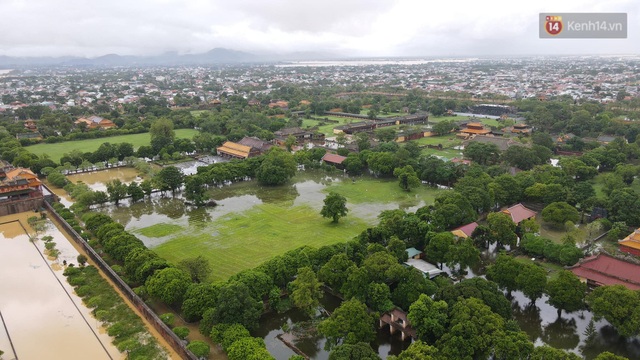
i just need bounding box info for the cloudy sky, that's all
[0,0,637,58]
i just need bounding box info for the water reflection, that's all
[542,317,580,350]
[255,293,407,360]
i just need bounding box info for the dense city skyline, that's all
[0,0,638,58]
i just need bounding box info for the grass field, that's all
[153,204,368,282]
[593,173,640,199]
[25,129,199,162]
[134,223,184,238]
[514,256,564,279]
[190,110,210,117]
[323,177,445,205]
[301,117,351,136]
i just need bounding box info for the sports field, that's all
[25,129,199,162]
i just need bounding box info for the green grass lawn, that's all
[514,256,565,279]
[154,204,368,282]
[25,129,199,162]
[323,177,445,205]
[190,110,210,117]
[134,223,184,238]
[301,117,351,136]
[420,147,464,159]
[415,135,461,147]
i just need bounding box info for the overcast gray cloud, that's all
[0,0,637,57]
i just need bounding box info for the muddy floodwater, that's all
[0,213,123,360]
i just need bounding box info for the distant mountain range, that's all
[0,48,340,67]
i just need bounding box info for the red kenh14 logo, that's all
[545,15,563,35]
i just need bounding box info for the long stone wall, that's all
[44,201,198,360]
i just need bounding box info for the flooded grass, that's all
[323,178,444,205]
[135,223,184,238]
[25,129,199,162]
[155,204,368,282]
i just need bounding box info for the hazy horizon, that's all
[0,0,638,58]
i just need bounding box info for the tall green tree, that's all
[106,179,128,205]
[329,342,380,360]
[515,263,547,304]
[407,294,449,343]
[145,267,192,306]
[546,270,586,317]
[178,256,212,283]
[486,253,521,297]
[487,212,518,247]
[393,165,420,191]
[154,166,185,195]
[150,118,175,153]
[321,192,348,223]
[318,299,376,348]
[289,267,323,317]
[586,285,640,337]
[541,202,580,226]
[256,148,297,185]
[436,298,505,360]
[184,175,209,206]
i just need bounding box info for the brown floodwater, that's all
[67,167,143,193]
[45,213,180,360]
[0,213,122,360]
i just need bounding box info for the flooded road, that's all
[0,213,122,360]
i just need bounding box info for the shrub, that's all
[159,313,175,327]
[173,326,190,340]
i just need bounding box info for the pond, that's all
[254,293,411,360]
[510,290,640,359]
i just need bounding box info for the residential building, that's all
[502,203,536,224]
[74,115,117,130]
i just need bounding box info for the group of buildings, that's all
[1,56,637,118]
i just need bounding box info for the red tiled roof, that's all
[454,222,478,237]
[322,153,347,165]
[569,253,640,290]
[502,203,536,224]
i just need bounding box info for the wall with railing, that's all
[44,201,198,360]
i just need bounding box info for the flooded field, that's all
[67,167,143,193]
[49,166,637,359]
[0,213,122,360]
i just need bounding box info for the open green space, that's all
[301,117,351,136]
[323,177,445,205]
[154,204,368,282]
[514,256,564,279]
[189,110,211,117]
[429,115,501,127]
[593,172,640,199]
[25,129,199,162]
[134,223,184,238]
[415,135,462,147]
[420,147,464,159]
